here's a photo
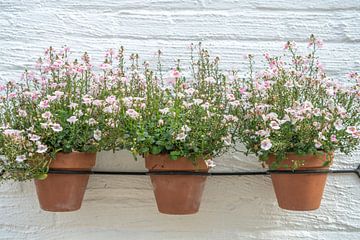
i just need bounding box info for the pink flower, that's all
[67,116,78,124]
[269,121,280,130]
[39,100,50,109]
[100,63,112,70]
[51,123,63,132]
[69,102,78,109]
[126,109,140,119]
[54,91,64,98]
[346,126,357,134]
[19,110,27,117]
[36,144,48,154]
[105,96,117,105]
[260,138,272,151]
[185,88,196,95]
[330,135,338,142]
[41,111,52,119]
[170,69,181,79]
[314,140,322,149]
[16,155,27,163]
[92,100,103,107]
[29,134,41,142]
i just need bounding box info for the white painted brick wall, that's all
[0,0,359,239]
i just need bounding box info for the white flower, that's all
[159,108,170,115]
[193,99,203,105]
[204,77,216,84]
[221,134,232,146]
[226,94,235,101]
[185,88,196,95]
[126,109,140,119]
[93,129,102,141]
[15,155,26,163]
[88,118,97,126]
[19,110,27,117]
[175,132,187,142]
[260,138,272,151]
[36,144,48,154]
[205,159,216,168]
[181,125,191,133]
[67,116,78,124]
[158,119,164,126]
[69,102,78,109]
[223,115,239,122]
[51,123,63,132]
[269,121,280,130]
[334,119,344,130]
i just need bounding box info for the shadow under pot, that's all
[145,154,209,215]
[267,152,333,211]
[34,152,96,212]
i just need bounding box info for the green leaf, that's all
[151,146,162,155]
[139,147,149,154]
[35,173,48,180]
[169,151,181,160]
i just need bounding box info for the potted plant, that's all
[107,45,237,214]
[232,35,360,210]
[0,47,113,212]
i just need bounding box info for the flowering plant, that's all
[232,35,360,168]
[0,47,115,180]
[103,45,238,164]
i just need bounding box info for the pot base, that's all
[145,154,209,215]
[35,152,96,212]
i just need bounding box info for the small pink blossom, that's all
[330,135,338,142]
[260,138,272,151]
[41,111,52,119]
[205,159,216,168]
[51,123,63,132]
[170,69,181,78]
[269,121,280,130]
[16,155,27,163]
[126,109,140,119]
[36,144,48,154]
[346,126,357,134]
[67,116,78,124]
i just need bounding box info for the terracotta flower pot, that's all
[145,154,209,215]
[267,152,333,211]
[34,152,96,212]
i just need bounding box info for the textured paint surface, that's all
[0,0,360,239]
